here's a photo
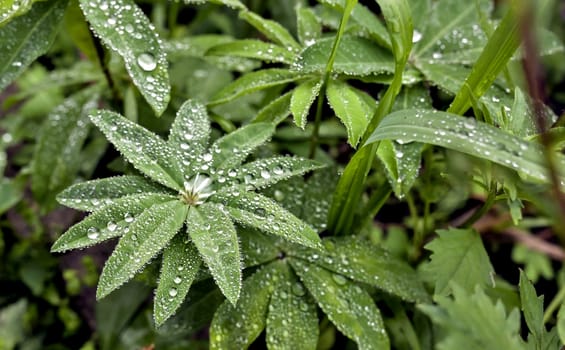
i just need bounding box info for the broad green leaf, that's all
[290,259,390,350]
[1,0,40,26]
[210,261,284,350]
[57,175,169,212]
[96,200,188,299]
[0,0,67,91]
[187,204,242,305]
[90,110,183,190]
[376,140,423,198]
[168,99,210,167]
[326,79,371,146]
[253,90,292,124]
[32,89,98,207]
[519,270,545,347]
[239,10,300,51]
[290,237,428,302]
[215,191,322,249]
[447,1,520,115]
[52,194,176,252]
[419,285,524,350]
[366,109,563,184]
[235,156,324,189]
[154,234,201,326]
[508,88,540,137]
[80,0,170,115]
[296,7,322,46]
[64,0,98,62]
[293,36,394,76]
[239,228,280,268]
[300,169,338,231]
[291,79,322,129]
[209,69,305,106]
[206,39,296,64]
[267,264,318,350]
[423,228,494,296]
[210,123,275,170]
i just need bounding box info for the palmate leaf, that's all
[290,259,390,350]
[326,79,372,147]
[52,194,176,252]
[210,261,285,350]
[291,79,322,129]
[419,285,524,350]
[154,234,201,326]
[32,88,98,207]
[519,270,546,348]
[423,228,494,296]
[0,0,68,91]
[296,7,321,46]
[187,203,242,305]
[239,10,300,51]
[80,0,170,115]
[215,190,322,249]
[234,156,324,189]
[96,200,188,299]
[239,227,280,268]
[366,109,565,184]
[293,36,394,76]
[90,110,184,190]
[210,123,275,170]
[266,263,319,350]
[289,237,429,303]
[206,39,296,64]
[57,175,170,211]
[209,69,306,106]
[168,99,210,166]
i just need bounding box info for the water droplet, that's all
[273,166,283,175]
[124,213,134,223]
[87,227,100,240]
[292,283,305,296]
[169,288,178,297]
[137,52,157,71]
[174,276,182,284]
[412,30,422,43]
[107,221,117,231]
[274,190,285,201]
[332,274,347,285]
[260,169,271,179]
[107,17,117,26]
[202,153,213,162]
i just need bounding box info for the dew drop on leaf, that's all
[137,52,157,71]
[87,227,100,240]
[169,288,178,297]
[107,221,118,231]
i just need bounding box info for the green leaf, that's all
[167,99,210,166]
[253,90,292,124]
[96,200,188,299]
[419,285,524,350]
[376,140,422,198]
[209,69,305,106]
[0,0,68,91]
[209,262,284,350]
[0,300,27,349]
[239,10,300,51]
[57,175,169,212]
[210,123,275,170]
[187,203,242,305]
[239,228,280,268]
[90,110,183,190]
[290,259,390,350]
[293,36,394,76]
[326,79,371,146]
[291,237,429,302]
[32,89,99,206]
[206,39,296,64]
[215,191,322,249]
[0,178,22,215]
[266,264,319,350]
[52,194,176,252]
[235,156,324,189]
[423,228,494,296]
[366,109,563,184]
[296,6,322,46]
[291,79,322,129]
[154,234,201,326]
[519,270,545,347]
[558,302,565,345]
[446,1,520,115]
[79,0,170,115]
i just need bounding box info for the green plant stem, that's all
[358,182,392,233]
[461,182,497,228]
[543,283,565,323]
[91,31,121,108]
[406,193,424,260]
[309,0,357,159]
